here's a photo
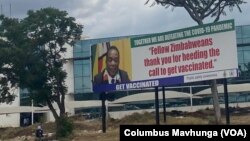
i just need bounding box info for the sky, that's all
[1,0,250,39]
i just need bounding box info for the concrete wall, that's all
[0,88,20,127]
[63,44,75,116]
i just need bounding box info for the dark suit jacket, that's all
[93,69,130,85]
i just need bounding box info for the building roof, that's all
[194,83,250,96]
[111,91,201,104]
[66,100,123,108]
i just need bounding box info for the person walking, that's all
[35,125,44,141]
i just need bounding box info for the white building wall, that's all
[62,44,75,116]
[45,111,56,123]
[0,114,20,127]
[0,87,20,127]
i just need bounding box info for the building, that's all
[1,24,250,127]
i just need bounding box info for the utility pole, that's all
[31,99,34,125]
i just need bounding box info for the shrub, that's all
[56,117,73,138]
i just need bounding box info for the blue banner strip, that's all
[93,76,184,93]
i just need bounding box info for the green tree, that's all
[0,15,21,103]
[146,0,246,124]
[0,8,83,137]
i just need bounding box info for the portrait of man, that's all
[93,45,130,85]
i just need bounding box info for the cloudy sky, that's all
[1,0,250,39]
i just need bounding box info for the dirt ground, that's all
[1,107,250,141]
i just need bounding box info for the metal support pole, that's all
[162,87,166,123]
[190,86,193,111]
[31,99,34,125]
[101,92,106,133]
[223,78,230,124]
[155,87,160,125]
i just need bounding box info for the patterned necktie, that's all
[111,78,115,84]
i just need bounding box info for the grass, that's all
[1,108,250,141]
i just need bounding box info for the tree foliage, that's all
[21,8,83,119]
[0,15,20,103]
[0,8,83,136]
[146,0,246,24]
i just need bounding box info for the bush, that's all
[56,117,73,138]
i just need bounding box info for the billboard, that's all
[91,20,238,92]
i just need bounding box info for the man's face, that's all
[106,49,119,78]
